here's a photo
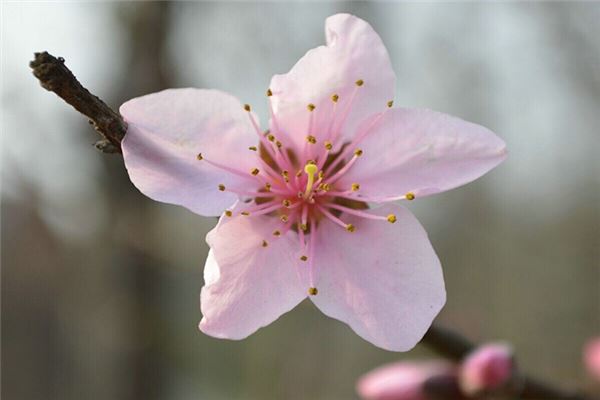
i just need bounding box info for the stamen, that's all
[387,100,394,108]
[406,192,415,201]
[264,182,272,192]
[308,287,318,296]
[241,201,283,217]
[307,216,318,291]
[248,146,257,151]
[300,255,308,262]
[330,82,362,144]
[250,168,260,176]
[218,184,226,191]
[262,240,268,247]
[241,211,250,216]
[224,210,233,217]
[304,103,318,161]
[266,89,273,97]
[300,204,309,231]
[273,230,281,237]
[280,214,289,223]
[316,204,355,233]
[326,203,394,223]
[324,153,360,184]
[351,183,360,192]
[198,153,264,182]
[324,141,333,150]
[245,104,278,161]
[331,94,339,103]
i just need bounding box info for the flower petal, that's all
[199,212,307,340]
[337,108,507,201]
[121,88,262,216]
[310,204,445,351]
[269,13,395,153]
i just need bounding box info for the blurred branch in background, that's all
[29,49,596,400]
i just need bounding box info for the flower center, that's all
[197,80,415,295]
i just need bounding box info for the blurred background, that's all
[2,2,599,399]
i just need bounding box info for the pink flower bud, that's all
[356,361,455,400]
[459,343,514,395]
[584,337,600,380]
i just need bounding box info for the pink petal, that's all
[121,88,261,216]
[337,108,507,201]
[357,361,455,400]
[199,211,307,339]
[310,204,445,351]
[269,13,395,153]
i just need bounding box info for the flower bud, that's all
[356,361,455,400]
[459,343,514,395]
[584,337,600,380]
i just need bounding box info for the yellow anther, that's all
[244,104,251,112]
[351,183,360,192]
[251,168,260,176]
[308,287,318,296]
[318,170,324,179]
[265,183,272,192]
[387,214,397,223]
[196,153,203,160]
[282,199,292,207]
[306,135,317,144]
[276,140,282,148]
[406,192,415,201]
[307,103,316,112]
[267,134,275,142]
[331,94,339,103]
[354,148,363,157]
[262,240,268,247]
[300,223,308,232]
[355,79,364,87]
[218,184,226,191]
[241,211,250,216]
[321,183,331,192]
[266,88,273,97]
[295,170,302,178]
[300,255,308,262]
[346,224,356,232]
[280,215,289,223]
[387,100,394,108]
[248,146,257,151]
[273,230,281,237]
[224,210,233,217]
[324,141,333,150]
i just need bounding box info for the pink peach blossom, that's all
[120,14,507,351]
[584,337,600,380]
[356,361,456,400]
[459,343,514,395]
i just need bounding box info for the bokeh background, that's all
[2,2,599,399]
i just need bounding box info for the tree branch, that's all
[30,51,127,153]
[30,51,596,400]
